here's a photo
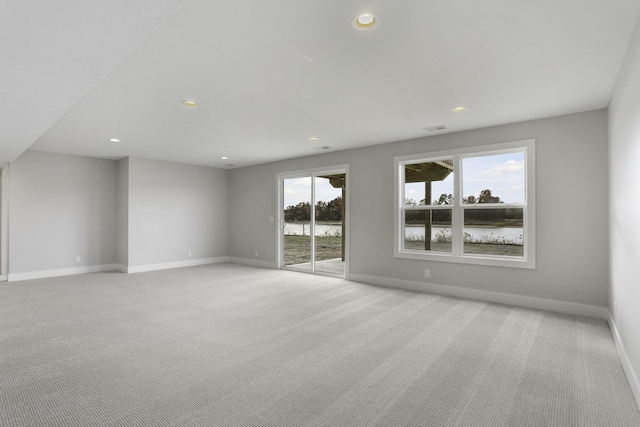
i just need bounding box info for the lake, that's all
[284,222,523,245]
[284,222,342,237]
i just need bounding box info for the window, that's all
[394,140,535,268]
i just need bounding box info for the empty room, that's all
[2,1,640,426]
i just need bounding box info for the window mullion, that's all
[399,163,406,253]
[310,175,316,271]
[451,155,462,255]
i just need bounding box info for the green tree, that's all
[434,193,454,205]
[324,196,342,221]
[286,196,343,222]
[284,202,310,221]
[478,189,502,204]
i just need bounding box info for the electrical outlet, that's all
[424,269,430,278]
[188,251,192,257]
[75,256,81,263]
[269,216,274,222]
[254,250,259,257]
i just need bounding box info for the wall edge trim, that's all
[7,264,118,282]
[127,257,229,274]
[228,257,277,269]
[608,313,640,411]
[348,273,609,320]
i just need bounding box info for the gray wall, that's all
[609,16,640,399]
[229,109,609,307]
[8,152,229,274]
[128,157,229,267]
[116,158,129,266]
[9,151,118,273]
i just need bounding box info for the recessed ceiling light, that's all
[452,106,467,113]
[109,138,120,143]
[309,137,320,141]
[182,100,198,107]
[353,12,378,30]
[221,156,229,160]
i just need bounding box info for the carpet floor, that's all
[1,263,639,426]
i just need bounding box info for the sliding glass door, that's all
[279,167,348,277]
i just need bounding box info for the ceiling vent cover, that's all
[424,125,447,132]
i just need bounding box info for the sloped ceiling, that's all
[4,0,640,168]
[0,0,189,162]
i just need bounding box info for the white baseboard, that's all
[126,257,229,274]
[8,264,118,282]
[348,274,609,320]
[608,313,640,411]
[228,257,277,269]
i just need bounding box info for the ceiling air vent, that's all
[312,146,333,150]
[424,125,447,132]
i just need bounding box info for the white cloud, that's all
[483,160,524,177]
[505,184,525,191]
[283,176,342,206]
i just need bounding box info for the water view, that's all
[284,222,342,237]
[285,222,523,245]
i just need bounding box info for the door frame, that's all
[276,164,350,278]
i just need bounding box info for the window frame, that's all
[394,139,536,269]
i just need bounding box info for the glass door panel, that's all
[314,175,345,275]
[282,177,312,271]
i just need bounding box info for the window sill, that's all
[394,250,535,269]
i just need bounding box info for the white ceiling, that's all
[5,0,640,168]
[0,0,189,162]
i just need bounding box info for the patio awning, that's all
[404,160,453,183]
[318,174,346,188]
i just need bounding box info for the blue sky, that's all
[284,152,525,208]
[405,152,525,204]
[283,177,342,207]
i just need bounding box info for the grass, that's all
[284,233,523,266]
[403,240,523,256]
[284,235,343,265]
[404,240,453,253]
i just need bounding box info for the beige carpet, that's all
[1,263,639,426]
